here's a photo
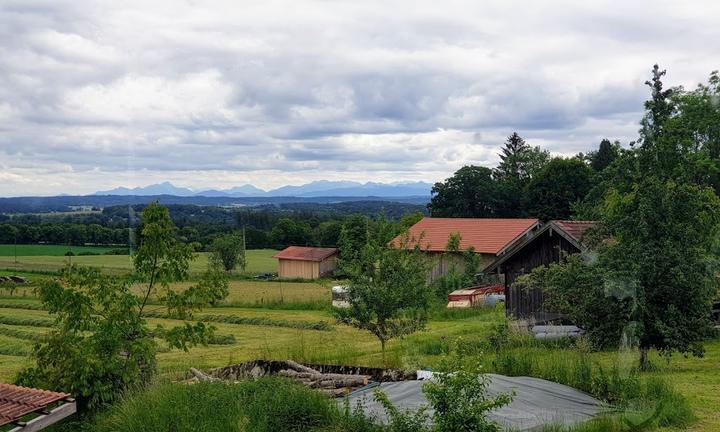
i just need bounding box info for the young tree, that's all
[17,202,229,408]
[334,234,432,362]
[434,233,480,299]
[209,232,246,272]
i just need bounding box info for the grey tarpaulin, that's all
[342,373,605,431]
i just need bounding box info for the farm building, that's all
[273,246,339,279]
[388,217,541,281]
[485,220,596,321]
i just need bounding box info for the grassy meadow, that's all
[0,251,718,431]
[0,247,279,275]
[0,243,117,256]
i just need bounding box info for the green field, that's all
[0,248,279,276]
[0,244,117,256]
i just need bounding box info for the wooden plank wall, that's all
[501,229,579,319]
[278,259,320,279]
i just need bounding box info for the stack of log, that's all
[187,360,372,397]
[276,360,370,397]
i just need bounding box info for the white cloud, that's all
[0,0,718,196]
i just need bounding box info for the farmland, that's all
[0,248,279,275]
[0,242,718,430]
[0,292,717,431]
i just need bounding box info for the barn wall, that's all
[500,229,580,319]
[278,259,320,279]
[318,255,338,276]
[424,252,496,283]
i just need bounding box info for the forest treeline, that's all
[0,201,426,250]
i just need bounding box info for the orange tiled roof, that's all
[390,217,540,254]
[0,383,70,427]
[273,246,338,262]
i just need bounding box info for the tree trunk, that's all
[639,347,650,371]
[380,339,386,367]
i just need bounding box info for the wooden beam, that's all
[9,402,77,432]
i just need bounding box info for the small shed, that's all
[485,220,596,320]
[274,246,339,279]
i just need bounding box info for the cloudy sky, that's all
[0,0,718,196]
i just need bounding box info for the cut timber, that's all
[277,369,369,387]
[189,367,217,382]
[285,360,320,374]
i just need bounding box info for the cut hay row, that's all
[141,311,334,331]
[0,335,32,356]
[0,302,46,311]
[0,314,54,328]
[0,325,46,341]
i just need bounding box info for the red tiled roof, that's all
[273,246,338,262]
[0,383,69,427]
[554,220,596,244]
[389,218,540,254]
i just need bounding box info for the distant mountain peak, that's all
[94,180,432,198]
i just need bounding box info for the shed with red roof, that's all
[273,246,339,279]
[388,217,541,281]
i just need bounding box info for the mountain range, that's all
[94,181,433,198]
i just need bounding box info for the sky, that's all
[1,0,719,196]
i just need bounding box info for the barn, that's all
[484,220,596,321]
[273,246,339,279]
[388,217,541,281]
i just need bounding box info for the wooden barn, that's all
[388,217,541,281]
[273,246,339,279]
[484,220,596,321]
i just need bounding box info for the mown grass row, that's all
[0,314,54,328]
[141,311,334,331]
[0,302,46,311]
[0,325,45,341]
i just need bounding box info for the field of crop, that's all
[0,248,279,275]
[0,244,117,256]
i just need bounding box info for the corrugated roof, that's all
[273,246,338,262]
[0,383,70,427]
[389,218,540,254]
[554,220,596,244]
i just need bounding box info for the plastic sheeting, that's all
[342,373,605,431]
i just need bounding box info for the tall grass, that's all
[92,378,378,432]
[490,348,694,429]
[0,302,46,311]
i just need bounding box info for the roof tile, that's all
[273,246,338,262]
[390,218,539,254]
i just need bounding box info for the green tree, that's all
[269,218,313,248]
[17,203,229,408]
[598,178,720,369]
[334,233,431,362]
[338,214,369,270]
[434,233,480,299]
[524,157,593,220]
[428,166,500,217]
[209,232,246,272]
[494,133,550,216]
[587,138,621,172]
[517,254,634,349]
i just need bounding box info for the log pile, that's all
[276,360,370,396]
[186,360,375,396]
